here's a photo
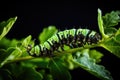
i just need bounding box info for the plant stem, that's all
[4,43,101,65]
[4,56,34,65]
[98,8,109,39]
[54,44,99,56]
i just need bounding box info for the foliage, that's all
[0,8,120,80]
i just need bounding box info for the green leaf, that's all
[115,34,120,42]
[0,35,32,50]
[48,58,71,80]
[0,16,17,40]
[102,10,120,28]
[39,26,58,44]
[100,33,120,58]
[0,48,15,68]
[20,35,35,57]
[0,35,33,67]
[73,49,113,80]
[62,54,76,70]
[18,67,43,80]
[6,63,43,80]
[89,50,103,63]
[22,57,50,68]
[0,48,22,68]
[0,37,18,49]
[21,35,33,47]
[102,10,120,36]
[104,27,117,36]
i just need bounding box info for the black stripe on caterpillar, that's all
[26,28,101,57]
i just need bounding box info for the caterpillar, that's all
[27,28,101,57]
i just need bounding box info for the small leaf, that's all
[104,27,117,36]
[73,49,113,80]
[19,35,34,56]
[0,16,17,40]
[89,50,103,63]
[39,26,58,44]
[102,11,120,28]
[62,54,76,70]
[48,58,71,80]
[102,10,120,36]
[21,35,32,47]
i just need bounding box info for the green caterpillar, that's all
[27,28,101,57]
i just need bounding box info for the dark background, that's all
[0,1,120,80]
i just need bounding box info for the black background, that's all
[0,1,120,80]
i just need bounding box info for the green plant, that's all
[0,8,120,80]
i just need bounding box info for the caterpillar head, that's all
[26,44,32,52]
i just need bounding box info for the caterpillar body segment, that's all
[27,28,101,57]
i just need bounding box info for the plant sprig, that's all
[0,8,120,80]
